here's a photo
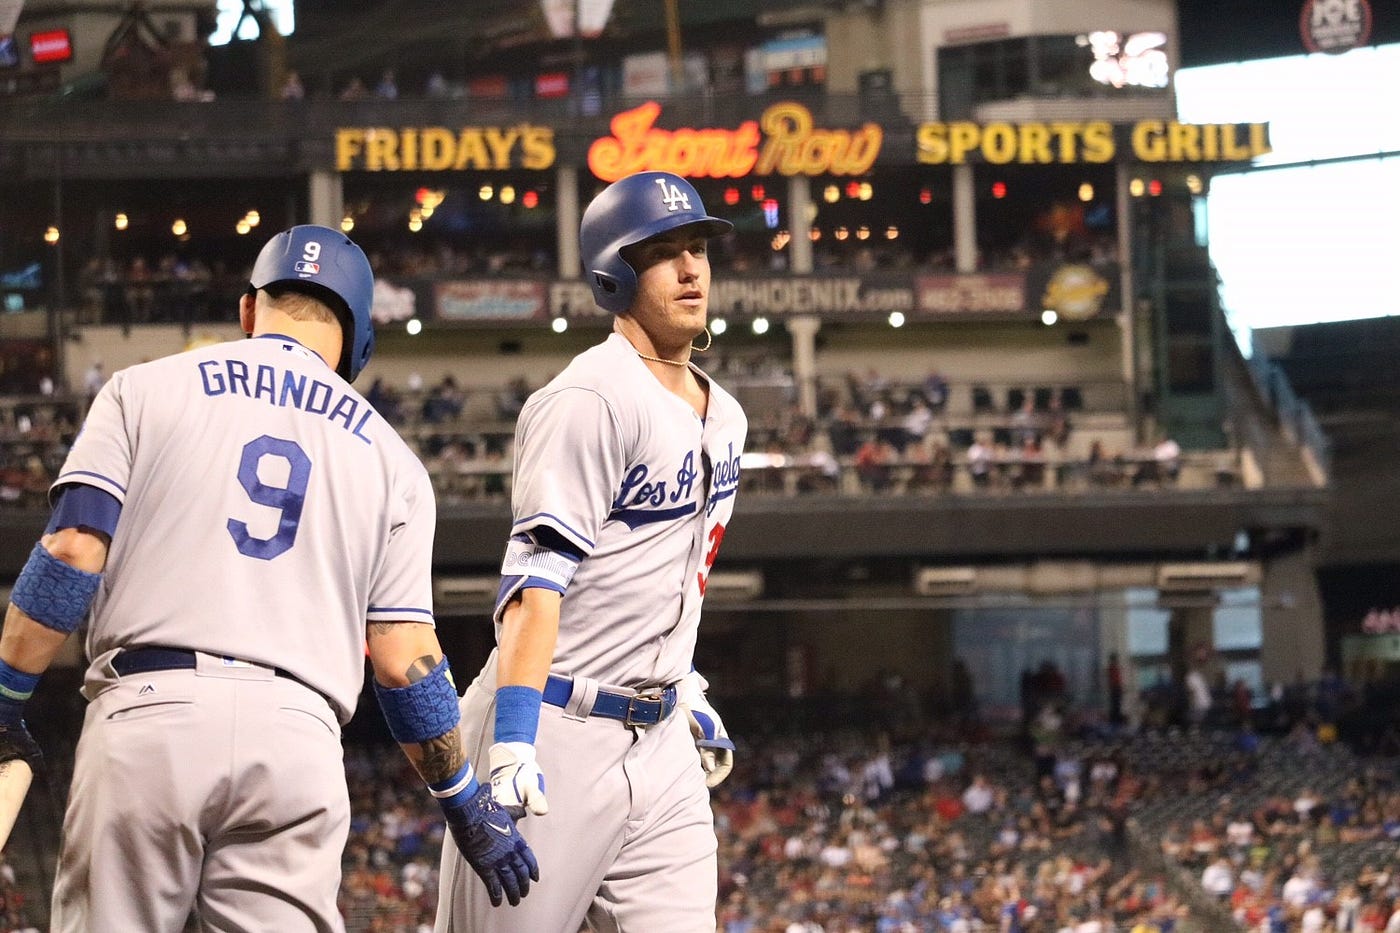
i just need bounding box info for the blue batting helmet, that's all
[580,172,733,314]
[250,224,376,383]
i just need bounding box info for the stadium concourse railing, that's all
[0,87,1182,148]
[1244,349,1332,482]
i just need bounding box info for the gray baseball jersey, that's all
[54,335,435,722]
[504,331,745,685]
[47,334,434,932]
[437,332,746,931]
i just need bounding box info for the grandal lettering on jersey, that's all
[610,449,700,529]
[197,359,374,446]
[707,442,741,515]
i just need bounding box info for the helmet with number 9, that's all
[249,224,376,383]
[580,172,733,314]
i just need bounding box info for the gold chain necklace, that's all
[636,351,690,367]
[632,326,712,367]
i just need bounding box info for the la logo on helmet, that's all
[655,177,691,212]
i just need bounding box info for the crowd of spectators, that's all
[0,360,1210,510]
[48,218,1116,331]
[11,649,1400,931]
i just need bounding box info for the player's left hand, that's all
[489,741,549,819]
[677,671,735,788]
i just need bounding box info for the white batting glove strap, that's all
[488,741,550,818]
[677,671,735,788]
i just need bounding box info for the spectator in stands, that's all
[962,774,995,815]
[900,397,933,455]
[82,360,106,402]
[425,70,450,98]
[1198,851,1232,896]
[280,69,305,100]
[374,68,399,100]
[1106,652,1125,727]
[1186,651,1214,727]
[827,404,863,458]
[1087,439,1119,487]
[967,436,993,488]
[1011,395,1040,447]
[124,257,156,322]
[494,376,531,421]
[854,436,895,493]
[339,76,368,100]
[921,370,949,412]
[421,375,464,424]
[364,377,403,425]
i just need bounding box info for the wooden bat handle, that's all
[0,758,34,851]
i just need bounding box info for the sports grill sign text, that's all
[917,120,1271,164]
[335,125,556,171]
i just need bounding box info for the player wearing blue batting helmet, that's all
[250,224,376,383]
[580,171,733,314]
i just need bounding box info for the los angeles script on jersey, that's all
[610,443,741,529]
[197,359,375,446]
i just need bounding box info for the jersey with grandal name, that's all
[503,332,747,689]
[53,335,436,723]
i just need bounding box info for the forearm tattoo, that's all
[418,722,466,784]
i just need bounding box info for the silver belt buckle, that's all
[624,691,663,727]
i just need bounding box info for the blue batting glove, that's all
[440,783,539,907]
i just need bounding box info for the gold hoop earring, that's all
[690,326,713,354]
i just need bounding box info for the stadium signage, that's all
[587,100,883,181]
[916,120,1271,165]
[550,275,912,317]
[1300,0,1372,53]
[334,125,556,171]
[916,274,1025,315]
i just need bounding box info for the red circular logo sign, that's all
[1300,0,1373,54]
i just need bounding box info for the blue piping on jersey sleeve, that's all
[52,470,127,499]
[47,484,122,537]
[492,574,566,626]
[518,526,587,561]
[366,606,435,623]
[510,511,595,553]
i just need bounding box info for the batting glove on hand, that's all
[489,741,549,819]
[677,671,735,788]
[0,698,41,769]
[441,783,539,907]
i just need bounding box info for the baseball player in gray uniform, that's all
[435,171,746,932]
[0,225,536,931]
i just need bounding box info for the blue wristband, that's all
[494,684,543,745]
[428,760,481,810]
[0,658,39,705]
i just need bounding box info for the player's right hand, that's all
[488,741,550,819]
[0,700,42,769]
[441,783,539,907]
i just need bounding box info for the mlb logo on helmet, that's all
[294,260,321,276]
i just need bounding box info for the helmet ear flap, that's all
[594,272,620,296]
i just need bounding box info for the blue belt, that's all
[542,674,678,727]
